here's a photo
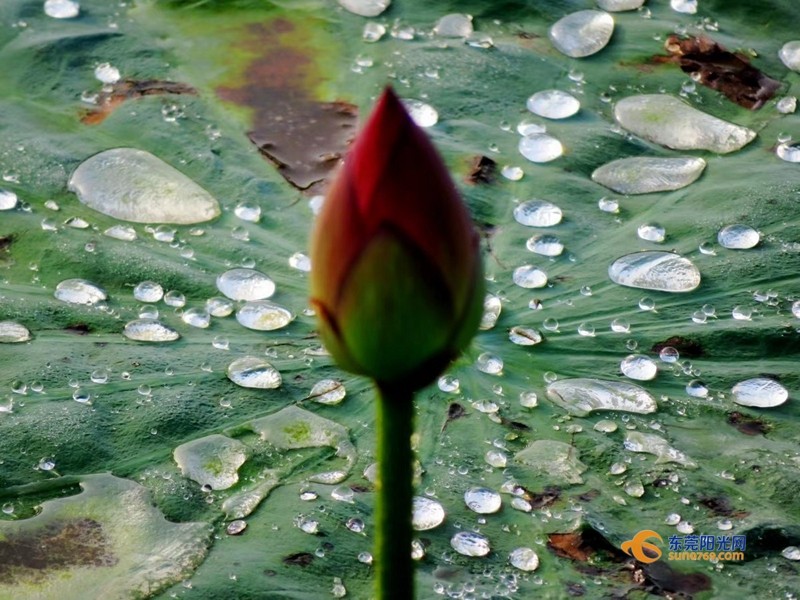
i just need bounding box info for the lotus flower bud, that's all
[309,87,484,389]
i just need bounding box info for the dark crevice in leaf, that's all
[697,495,749,518]
[727,411,772,436]
[640,560,713,597]
[465,155,496,185]
[282,552,315,567]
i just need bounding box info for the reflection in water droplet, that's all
[401,99,438,127]
[624,431,697,467]
[731,378,788,407]
[236,301,293,331]
[620,355,658,381]
[227,356,282,389]
[94,63,120,84]
[123,319,180,342]
[514,200,562,227]
[476,353,503,375]
[639,297,655,311]
[412,496,446,531]
[782,546,800,561]
[234,202,261,223]
[526,90,580,119]
[718,224,759,249]
[549,10,614,58]
[513,265,548,289]
[289,252,311,272]
[519,134,563,163]
[519,391,538,408]
[485,449,507,468]
[217,268,276,301]
[610,318,630,333]
[438,375,460,393]
[594,420,618,433]
[547,378,657,416]
[609,252,701,292]
[659,347,679,363]
[670,0,697,13]
[509,326,543,346]
[686,380,709,398]
[598,197,619,213]
[163,290,186,307]
[133,281,164,303]
[637,224,665,243]
[451,531,491,557]
[526,234,563,256]
[509,547,539,571]
[464,487,502,514]
[310,379,346,405]
[55,279,107,305]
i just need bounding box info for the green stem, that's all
[374,384,415,600]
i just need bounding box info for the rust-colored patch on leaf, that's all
[698,495,749,519]
[80,80,197,125]
[548,529,623,563]
[728,411,771,436]
[216,20,357,192]
[654,35,781,110]
[0,518,117,584]
[466,155,497,185]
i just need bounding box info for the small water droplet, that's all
[412,496,446,531]
[718,224,759,249]
[526,90,580,119]
[518,134,563,163]
[401,99,438,127]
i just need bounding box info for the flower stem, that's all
[375,384,415,600]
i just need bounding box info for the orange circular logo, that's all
[621,530,663,563]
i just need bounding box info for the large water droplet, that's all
[718,224,759,249]
[731,378,788,408]
[592,157,706,194]
[637,224,666,243]
[509,326,543,346]
[527,234,564,256]
[69,148,220,224]
[104,225,137,241]
[615,95,755,154]
[236,301,293,331]
[412,496,445,530]
[776,142,800,163]
[123,319,180,342]
[217,268,276,301]
[433,13,473,37]
[55,279,107,305]
[620,355,658,381]
[526,90,580,119]
[515,440,587,484]
[44,0,79,18]
[779,41,800,72]
[133,281,164,303]
[513,200,562,227]
[519,134,563,163]
[549,10,614,58]
[513,265,548,289]
[174,434,249,490]
[464,487,502,514]
[450,532,491,557]
[310,379,346,405]
[227,357,282,389]
[0,321,31,343]
[546,378,657,416]
[509,547,540,571]
[0,189,18,210]
[609,251,701,292]
[337,0,389,17]
[624,431,697,467]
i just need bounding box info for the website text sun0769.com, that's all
[668,551,745,562]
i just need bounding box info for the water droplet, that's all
[485,449,507,468]
[44,0,79,18]
[480,294,502,330]
[598,197,620,213]
[717,519,733,531]
[777,96,797,114]
[174,434,248,490]
[501,165,524,180]
[526,234,563,256]
[509,547,539,571]
[610,318,630,333]
[310,379,346,405]
[338,0,390,17]
[0,189,18,210]
[781,546,800,561]
[55,279,107,305]
[637,224,666,243]
[227,357,282,389]
[104,225,137,241]
[549,10,614,58]
[236,301,293,331]
[776,142,800,163]
[289,252,311,272]
[182,307,211,329]
[433,13,473,38]
[665,513,681,526]
[295,515,320,534]
[779,41,800,72]
[206,297,235,317]
[331,577,347,598]
[94,63,120,84]
[476,353,503,375]
[412,496,446,530]
[526,90,580,119]
[731,378,788,408]
[226,520,247,535]
[676,521,694,534]
[518,134,563,163]
[718,224,759,249]
[516,119,546,136]
[624,431,697,467]
[670,0,697,14]
[69,148,220,224]
[515,440,587,484]
[592,157,706,194]
[163,290,186,307]
[401,99,438,127]
[513,265,548,289]
[513,200,562,227]
[547,378,657,416]
[464,487,502,514]
[519,391,538,408]
[615,95,755,154]
[620,355,658,381]
[438,375,460,393]
[597,0,645,11]
[0,321,31,343]
[450,531,491,557]
[659,347,680,363]
[594,420,618,433]
[609,251,701,292]
[509,326,543,346]
[362,22,386,42]
[624,480,645,498]
[123,319,180,342]
[133,281,164,303]
[217,268,276,301]
[686,380,709,398]
[577,323,595,337]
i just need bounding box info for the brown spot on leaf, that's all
[698,495,749,519]
[655,35,781,110]
[651,336,704,359]
[441,402,467,432]
[65,323,91,335]
[282,552,315,567]
[80,80,197,125]
[728,411,771,436]
[466,155,497,185]
[641,560,713,596]
[548,528,626,563]
[499,417,531,431]
[0,518,117,584]
[216,20,357,192]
